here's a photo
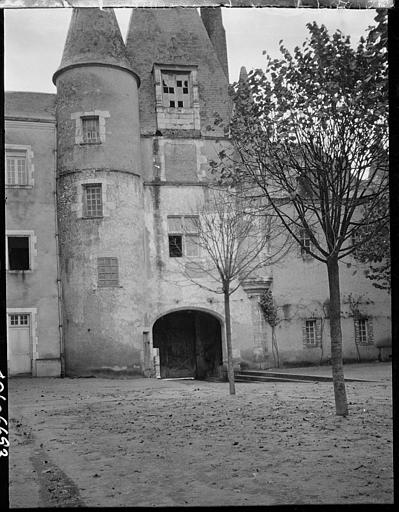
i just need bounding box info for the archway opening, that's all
[152,309,223,380]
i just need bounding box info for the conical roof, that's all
[53,8,139,84]
[125,7,230,134]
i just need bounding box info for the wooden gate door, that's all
[8,314,32,375]
[153,311,196,378]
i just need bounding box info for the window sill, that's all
[81,216,104,220]
[97,285,123,289]
[6,185,33,189]
[7,269,33,274]
[78,142,102,146]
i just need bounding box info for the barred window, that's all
[97,257,119,287]
[84,184,103,218]
[82,116,100,143]
[167,215,199,257]
[6,151,28,186]
[354,318,372,345]
[303,318,322,347]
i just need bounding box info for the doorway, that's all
[8,313,32,375]
[152,310,223,379]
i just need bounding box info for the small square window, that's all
[84,184,103,218]
[6,151,28,186]
[177,80,182,87]
[170,101,175,108]
[97,257,119,287]
[169,235,183,257]
[82,116,100,143]
[177,101,183,108]
[8,236,30,271]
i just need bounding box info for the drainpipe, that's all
[53,123,65,377]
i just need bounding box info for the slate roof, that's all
[5,91,56,121]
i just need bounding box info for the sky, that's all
[4,7,377,93]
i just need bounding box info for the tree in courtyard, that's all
[212,11,388,415]
[169,187,291,395]
[353,197,390,292]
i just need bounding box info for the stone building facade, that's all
[5,7,391,378]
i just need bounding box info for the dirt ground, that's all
[8,362,393,507]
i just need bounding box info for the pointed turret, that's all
[200,7,229,80]
[53,8,138,84]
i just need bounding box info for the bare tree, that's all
[169,187,291,395]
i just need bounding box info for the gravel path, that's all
[8,363,393,507]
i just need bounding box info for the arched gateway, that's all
[152,310,223,379]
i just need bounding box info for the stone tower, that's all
[53,8,146,376]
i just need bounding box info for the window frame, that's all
[97,257,119,288]
[83,183,103,218]
[167,215,200,258]
[153,64,200,131]
[299,228,313,258]
[82,115,101,144]
[6,231,36,273]
[354,317,372,345]
[5,145,34,189]
[303,317,322,348]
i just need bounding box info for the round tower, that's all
[53,8,146,376]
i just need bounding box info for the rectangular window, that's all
[305,319,317,345]
[9,314,29,326]
[355,318,371,345]
[97,257,119,287]
[167,215,199,257]
[84,184,103,218]
[6,151,28,186]
[299,229,312,256]
[8,236,30,271]
[303,318,322,347]
[162,72,191,109]
[82,116,100,143]
[168,235,183,257]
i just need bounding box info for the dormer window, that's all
[162,72,191,109]
[153,64,200,131]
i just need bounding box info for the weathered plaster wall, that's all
[5,119,61,376]
[270,247,391,365]
[55,67,141,175]
[56,64,146,376]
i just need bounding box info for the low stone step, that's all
[235,374,310,383]
[235,370,373,383]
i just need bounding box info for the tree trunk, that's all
[326,256,348,416]
[224,290,236,395]
[271,326,280,368]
